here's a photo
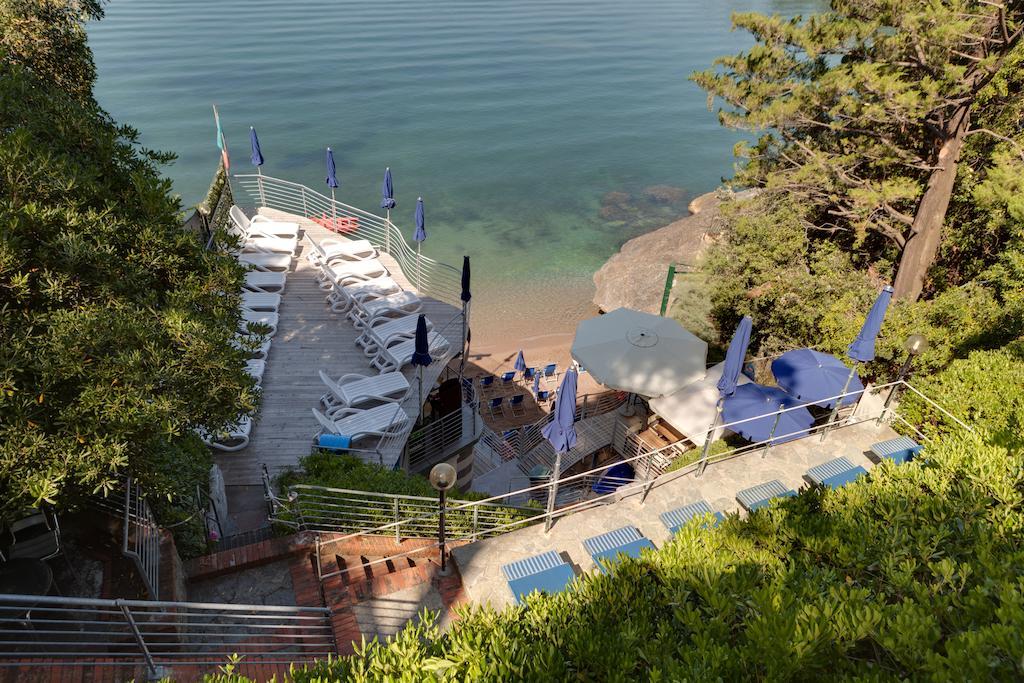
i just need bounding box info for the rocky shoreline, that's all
[592,188,755,314]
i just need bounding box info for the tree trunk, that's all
[892,105,971,301]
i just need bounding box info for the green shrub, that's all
[206,429,1024,681]
[900,343,1024,451]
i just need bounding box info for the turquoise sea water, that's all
[88,0,820,344]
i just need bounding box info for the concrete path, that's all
[453,418,899,610]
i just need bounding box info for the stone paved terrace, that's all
[215,207,463,488]
[453,418,900,610]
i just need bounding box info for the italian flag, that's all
[213,104,230,170]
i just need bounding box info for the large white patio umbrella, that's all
[571,308,708,398]
[648,361,752,446]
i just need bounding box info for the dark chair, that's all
[487,397,505,418]
[522,367,537,381]
[541,363,558,381]
[5,510,62,562]
[509,394,526,417]
[499,371,516,387]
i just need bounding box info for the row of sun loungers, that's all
[201,208,303,451]
[299,231,453,453]
[501,436,924,603]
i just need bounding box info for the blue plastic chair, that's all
[500,370,516,386]
[541,363,557,380]
[535,389,552,403]
[479,375,496,396]
[488,396,504,418]
[523,367,537,381]
[509,394,526,417]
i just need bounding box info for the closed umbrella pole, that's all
[542,368,578,532]
[459,256,471,379]
[763,407,783,457]
[381,167,396,254]
[250,127,265,207]
[326,147,339,230]
[413,197,426,291]
[822,284,893,441]
[699,316,752,476]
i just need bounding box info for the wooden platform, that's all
[216,209,464,485]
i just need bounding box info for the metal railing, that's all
[233,174,462,306]
[123,478,161,601]
[0,594,334,678]
[268,484,537,543]
[266,380,967,585]
[87,476,162,600]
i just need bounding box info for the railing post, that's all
[301,186,309,218]
[394,498,401,542]
[472,506,480,541]
[118,600,159,679]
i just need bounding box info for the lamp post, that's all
[879,334,929,424]
[429,462,457,574]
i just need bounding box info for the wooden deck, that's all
[216,208,464,486]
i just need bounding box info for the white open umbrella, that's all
[571,308,707,398]
[648,361,752,446]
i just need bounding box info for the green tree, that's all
[694,1,1024,301]
[0,1,255,519]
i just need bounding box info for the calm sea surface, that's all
[89,0,820,345]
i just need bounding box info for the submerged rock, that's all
[642,185,686,204]
[592,188,757,314]
[599,191,635,221]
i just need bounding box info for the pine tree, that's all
[694,0,1024,301]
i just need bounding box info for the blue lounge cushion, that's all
[318,433,352,451]
[871,436,924,464]
[591,538,657,574]
[582,525,643,556]
[806,457,868,489]
[501,550,563,582]
[506,563,576,604]
[736,479,797,512]
[660,500,724,534]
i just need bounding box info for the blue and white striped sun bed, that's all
[736,480,797,513]
[582,526,656,574]
[870,436,924,465]
[659,500,725,535]
[805,457,868,489]
[501,551,575,604]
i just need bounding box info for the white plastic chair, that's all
[230,205,299,239]
[304,233,377,266]
[370,331,450,373]
[349,291,422,328]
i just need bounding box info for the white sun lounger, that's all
[231,205,300,239]
[241,292,281,311]
[227,223,298,254]
[311,403,409,448]
[317,260,388,291]
[349,291,422,327]
[355,314,431,355]
[238,253,292,272]
[305,233,377,266]
[231,334,272,360]
[327,276,402,313]
[370,330,450,373]
[244,271,286,294]
[240,309,279,337]
[200,415,253,452]
[246,360,266,384]
[319,371,410,410]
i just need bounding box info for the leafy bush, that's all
[208,429,1024,681]
[0,7,255,521]
[900,343,1024,451]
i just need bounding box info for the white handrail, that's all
[233,173,463,306]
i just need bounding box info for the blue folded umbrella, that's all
[772,348,865,409]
